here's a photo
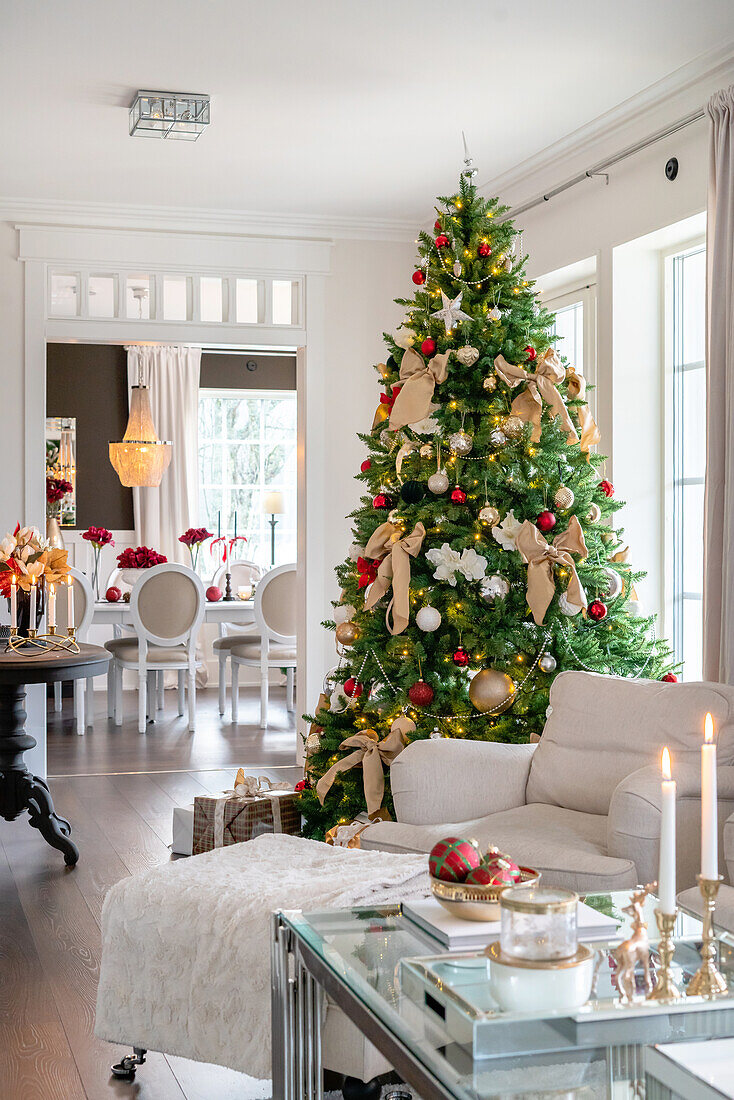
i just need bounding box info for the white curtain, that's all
[126,345,202,565]
[703,85,734,683]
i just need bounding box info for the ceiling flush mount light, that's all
[109,364,172,487]
[129,90,210,141]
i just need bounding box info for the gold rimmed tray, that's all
[430,867,540,922]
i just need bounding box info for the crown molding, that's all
[480,40,734,208]
[0,196,418,244]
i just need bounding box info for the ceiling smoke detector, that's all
[129,90,210,141]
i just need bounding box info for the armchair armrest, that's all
[390,738,536,826]
[724,812,734,885]
[608,764,734,892]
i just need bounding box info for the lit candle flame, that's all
[705,712,714,744]
[662,746,671,781]
[30,574,37,586]
[49,582,54,596]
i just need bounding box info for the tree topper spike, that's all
[461,130,478,179]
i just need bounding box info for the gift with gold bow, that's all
[316,716,416,817]
[192,770,300,854]
[515,515,589,625]
[388,348,452,431]
[363,521,425,634]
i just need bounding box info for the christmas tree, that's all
[300,166,676,841]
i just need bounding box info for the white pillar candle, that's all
[702,712,718,878]
[10,574,17,629]
[67,574,74,630]
[48,582,56,629]
[659,747,677,914]
[29,575,37,628]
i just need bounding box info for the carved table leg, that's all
[0,682,79,866]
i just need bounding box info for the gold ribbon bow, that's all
[565,367,600,453]
[315,716,415,816]
[363,521,425,634]
[388,348,451,431]
[515,515,589,625]
[494,349,578,445]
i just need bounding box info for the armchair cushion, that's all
[526,672,734,816]
[390,739,536,826]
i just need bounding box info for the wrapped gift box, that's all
[172,775,301,856]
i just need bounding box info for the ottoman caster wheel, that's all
[111,1047,147,1080]
[342,1077,382,1100]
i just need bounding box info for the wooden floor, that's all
[1,688,299,1100]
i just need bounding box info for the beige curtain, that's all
[703,86,734,683]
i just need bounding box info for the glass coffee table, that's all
[271,891,734,1099]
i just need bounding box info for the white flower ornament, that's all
[457,548,488,582]
[492,509,524,552]
[426,543,463,585]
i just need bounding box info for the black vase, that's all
[8,587,45,637]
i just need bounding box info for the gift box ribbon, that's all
[212,772,293,848]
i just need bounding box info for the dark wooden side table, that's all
[0,642,111,866]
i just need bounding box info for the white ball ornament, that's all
[559,591,584,616]
[428,470,450,495]
[416,605,442,632]
[601,568,623,601]
[395,329,416,349]
[539,653,557,673]
[626,597,644,618]
[333,604,356,625]
[449,430,474,456]
[587,502,602,523]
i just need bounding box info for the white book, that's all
[403,897,620,950]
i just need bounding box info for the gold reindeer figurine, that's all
[611,883,657,1003]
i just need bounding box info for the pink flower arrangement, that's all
[117,546,168,569]
[82,526,115,550]
[178,527,213,570]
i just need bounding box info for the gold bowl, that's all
[430,867,541,922]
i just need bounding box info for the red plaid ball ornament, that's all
[480,852,521,886]
[429,836,481,882]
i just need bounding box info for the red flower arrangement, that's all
[378,384,402,413]
[356,557,380,588]
[46,476,73,505]
[82,526,115,549]
[599,479,615,498]
[117,546,168,569]
[179,527,213,569]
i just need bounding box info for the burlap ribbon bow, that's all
[565,367,600,453]
[388,348,451,431]
[315,716,415,816]
[494,349,578,445]
[515,515,588,625]
[363,521,425,634]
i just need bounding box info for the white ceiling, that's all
[2,1,733,224]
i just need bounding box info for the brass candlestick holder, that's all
[647,909,682,1003]
[6,625,80,655]
[687,874,728,998]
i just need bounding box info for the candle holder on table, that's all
[647,908,683,1003]
[6,625,80,655]
[223,572,234,601]
[687,875,728,998]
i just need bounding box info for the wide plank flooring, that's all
[1,687,299,1100]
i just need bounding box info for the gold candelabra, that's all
[647,909,682,1003]
[6,625,79,655]
[687,875,728,998]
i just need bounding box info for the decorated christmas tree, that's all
[300,164,676,841]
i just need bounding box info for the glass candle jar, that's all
[499,886,579,961]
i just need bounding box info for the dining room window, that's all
[198,389,297,571]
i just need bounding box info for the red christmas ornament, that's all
[450,486,467,504]
[360,459,371,473]
[421,337,437,357]
[661,673,678,683]
[452,647,470,667]
[434,219,442,232]
[294,779,310,792]
[105,586,122,603]
[429,836,481,882]
[408,679,434,707]
[536,510,556,533]
[378,384,402,412]
[479,854,522,886]
[206,585,223,602]
[412,269,426,285]
[373,493,393,509]
[524,346,537,361]
[588,599,608,621]
[478,241,491,257]
[435,234,449,249]
[599,479,615,498]
[343,677,363,698]
[356,557,379,588]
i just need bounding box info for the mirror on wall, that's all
[45,416,77,526]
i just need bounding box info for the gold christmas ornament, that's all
[478,504,500,526]
[469,669,516,714]
[335,621,360,646]
[482,375,497,392]
[372,402,390,430]
[587,502,602,523]
[449,430,474,456]
[419,443,434,458]
[554,485,575,511]
[305,731,321,755]
[502,415,523,440]
[455,346,480,366]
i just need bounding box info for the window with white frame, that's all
[668,243,706,679]
[544,283,597,412]
[198,390,297,573]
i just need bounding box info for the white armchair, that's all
[360,671,734,894]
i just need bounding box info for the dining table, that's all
[92,597,256,627]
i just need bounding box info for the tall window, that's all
[551,299,585,373]
[545,284,596,415]
[669,244,706,679]
[198,390,297,572]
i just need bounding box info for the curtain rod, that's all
[502,107,706,219]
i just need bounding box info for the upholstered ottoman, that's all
[95,832,428,1086]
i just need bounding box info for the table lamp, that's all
[262,491,284,567]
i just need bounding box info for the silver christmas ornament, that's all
[416,605,442,632]
[455,346,479,366]
[587,502,602,523]
[559,591,584,616]
[488,306,502,321]
[419,443,433,458]
[539,653,557,673]
[601,567,623,600]
[554,485,575,510]
[427,470,450,494]
[478,504,500,526]
[333,604,356,625]
[453,260,462,277]
[503,255,513,273]
[380,429,392,446]
[482,374,497,392]
[431,289,472,334]
[490,428,507,448]
[388,508,402,523]
[481,574,510,601]
[449,430,473,456]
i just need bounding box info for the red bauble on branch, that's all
[435,234,449,249]
[536,510,556,533]
[599,479,615,498]
[452,647,470,667]
[450,487,467,504]
[588,600,607,621]
[408,680,434,707]
[661,673,678,683]
[524,346,537,361]
[478,241,491,257]
[360,459,371,473]
[412,269,426,285]
[373,493,393,509]
[343,678,363,698]
[421,337,436,356]
[434,219,442,232]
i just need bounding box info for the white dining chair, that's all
[228,563,296,729]
[104,564,205,734]
[211,557,262,716]
[52,566,95,734]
